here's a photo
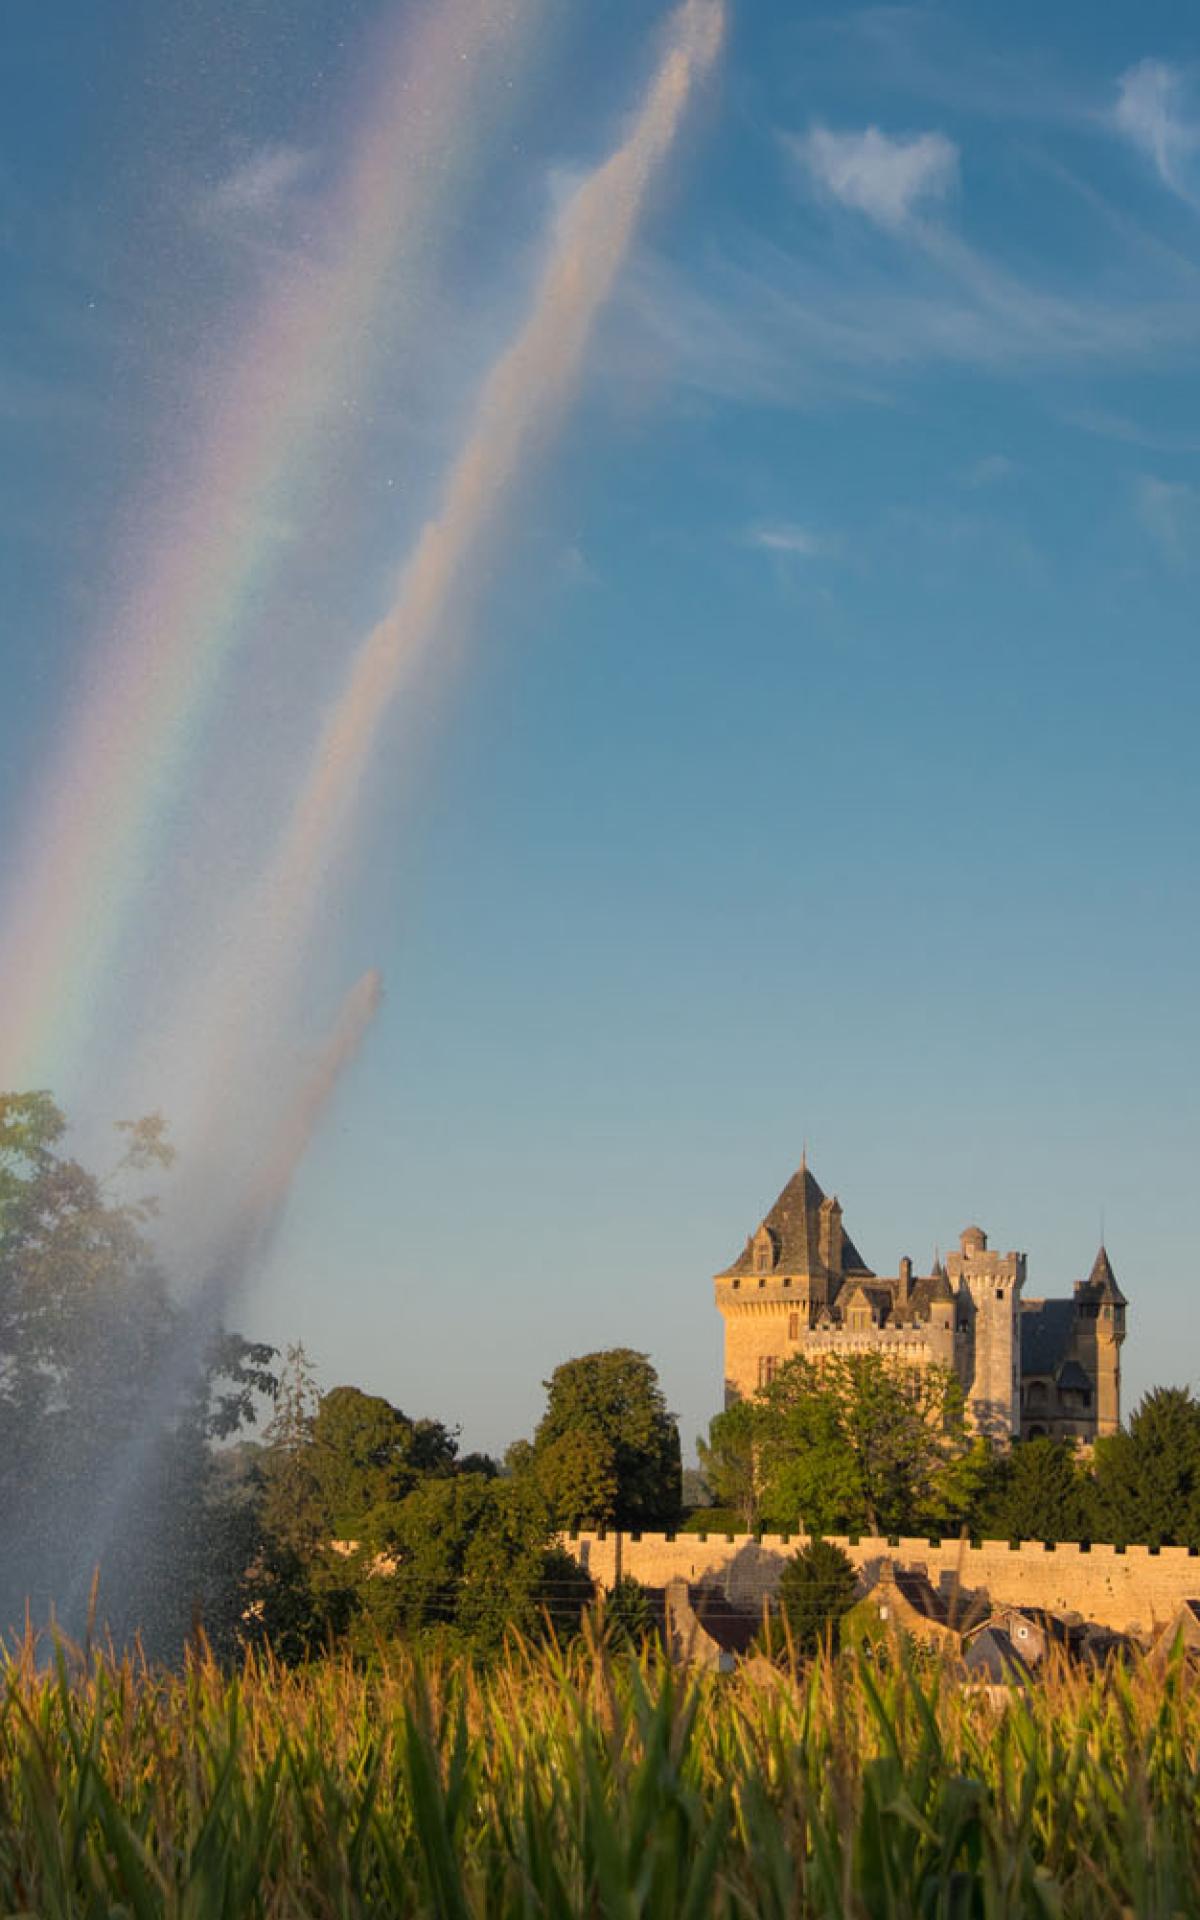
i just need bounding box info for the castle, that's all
[714,1158,1126,1443]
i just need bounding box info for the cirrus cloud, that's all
[743,523,837,558]
[1115,60,1199,205]
[791,123,959,229]
[199,144,316,229]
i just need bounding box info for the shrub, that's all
[760,1536,859,1659]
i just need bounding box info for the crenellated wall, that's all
[563,1530,1200,1636]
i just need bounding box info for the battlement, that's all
[562,1530,1200,1636]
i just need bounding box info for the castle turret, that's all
[714,1157,873,1403]
[1074,1245,1127,1436]
[945,1224,1025,1441]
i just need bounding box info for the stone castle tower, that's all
[714,1157,1125,1442]
[944,1225,1025,1441]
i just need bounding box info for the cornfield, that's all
[0,1627,1196,1917]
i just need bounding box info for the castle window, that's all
[757,1356,779,1389]
[788,1313,800,1340]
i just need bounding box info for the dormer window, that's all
[753,1226,775,1275]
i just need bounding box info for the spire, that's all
[1085,1244,1127,1304]
[928,1255,953,1302]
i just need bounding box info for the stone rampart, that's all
[563,1530,1200,1636]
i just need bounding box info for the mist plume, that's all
[168,0,725,1180]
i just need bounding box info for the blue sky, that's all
[2,0,1199,1461]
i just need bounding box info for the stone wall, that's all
[564,1530,1200,1636]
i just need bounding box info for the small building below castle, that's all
[714,1157,1126,1443]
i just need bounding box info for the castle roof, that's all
[719,1159,873,1278]
[1082,1245,1126,1305]
[1056,1359,1092,1394]
[905,1265,954,1315]
[1020,1299,1076,1376]
[1020,1310,1100,1395]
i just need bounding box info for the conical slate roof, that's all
[1082,1244,1127,1305]
[926,1259,954,1302]
[719,1159,873,1278]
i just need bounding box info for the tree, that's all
[0,1091,276,1655]
[531,1349,682,1529]
[245,1380,581,1659]
[602,1574,660,1651]
[697,1398,759,1530]
[765,1538,859,1659]
[246,1345,332,1659]
[753,1354,985,1538]
[307,1385,457,1545]
[532,1426,620,1532]
[1092,1388,1200,1549]
[972,1436,1091,1543]
[382,1473,593,1655]
[246,1380,462,1657]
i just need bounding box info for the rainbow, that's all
[161,0,725,1168]
[0,0,538,1097]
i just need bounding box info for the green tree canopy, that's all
[308,1385,457,1544]
[601,1573,660,1651]
[752,1353,987,1538]
[0,1091,276,1655]
[367,1473,592,1655]
[766,1538,860,1659]
[973,1436,1092,1543]
[697,1397,759,1530]
[530,1349,682,1530]
[1091,1388,1200,1549]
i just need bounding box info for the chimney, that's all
[819,1195,843,1276]
[898,1256,912,1308]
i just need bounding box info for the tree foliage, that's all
[247,1379,594,1659]
[529,1349,682,1530]
[0,1091,276,1655]
[1091,1387,1200,1548]
[765,1538,860,1658]
[697,1397,759,1530]
[748,1353,986,1538]
[308,1385,457,1543]
[602,1574,660,1651]
[973,1436,1092,1543]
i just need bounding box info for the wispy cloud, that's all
[1136,474,1200,568]
[1115,61,1200,204]
[799,7,1094,131]
[962,453,1016,489]
[744,522,836,557]
[1060,404,1200,454]
[792,124,959,229]
[619,228,1200,415]
[199,144,315,228]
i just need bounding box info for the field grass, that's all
[0,1626,1196,1917]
